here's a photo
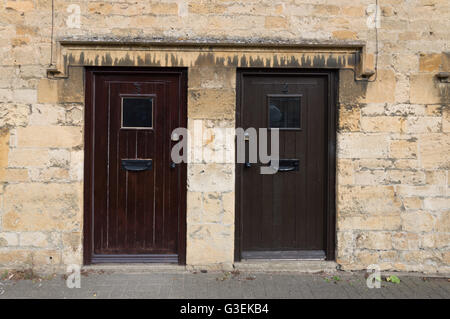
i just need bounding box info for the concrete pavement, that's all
[0,270,449,299]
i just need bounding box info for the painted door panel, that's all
[84,69,187,264]
[237,71,331,260]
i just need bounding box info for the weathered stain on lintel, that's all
[58,36,367,49]
[48,38,372,80]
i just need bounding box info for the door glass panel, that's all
[268,96,301,129]
[122,97,153,129]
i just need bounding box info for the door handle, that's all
[170,162,176,169]
[244,162,252,168]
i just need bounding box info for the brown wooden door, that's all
[84,68,187,264]
[236,70,336,260]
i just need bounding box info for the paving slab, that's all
[0,271,448,299]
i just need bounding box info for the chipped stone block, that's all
[339,105,360,132]
[419,53,443,72]
[418,133,450,169]
[401,211,435,232]
[188,163,234,192]
[0,103,29,127]
[19,232,49,247]
[16,126,82,148]
[2,183,82,232]
[364,70,396,103]
[186,224,234,265]
[406,116,442,133]
[188,88,235,120]
[8,148,50,167]
[338,133,389,158]
[360,116,405,133]
[356,231,393,250]
[410,74,441,104]
[0,232,19,246]
[338,185,402,214]
[389,139,417,159]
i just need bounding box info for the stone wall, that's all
[0,0,449,273]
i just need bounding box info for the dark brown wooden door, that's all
[84,68,187,264]
[236,70,335,260]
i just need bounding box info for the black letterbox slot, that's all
[270,159,299,172]
[121,159,152,171]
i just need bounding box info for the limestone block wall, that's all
[186,65,236,269]
[0,0,449,273]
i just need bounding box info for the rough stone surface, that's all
[0,0,449,273]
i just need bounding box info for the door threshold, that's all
[234,260,338,273]
[91,253,178,264]
[241,250,326,260]
[82,263,187,274]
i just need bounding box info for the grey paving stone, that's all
[0,271,448,299]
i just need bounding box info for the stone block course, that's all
[360,116,405,133]
[2,183,82,232]
[188,88,235,120]
[410,74,442,104]
[16,126,82,148]
[418,134,450,169]
[338,133,390,159]
[389,139,417,159]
